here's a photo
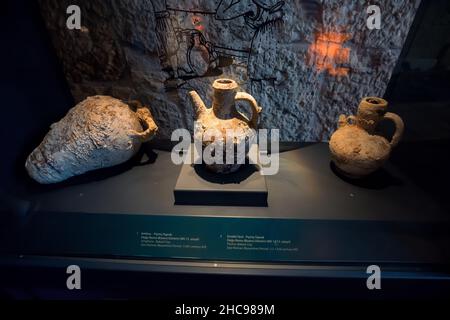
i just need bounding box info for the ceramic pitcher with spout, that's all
[189,79,262,174]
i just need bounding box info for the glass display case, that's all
[1,0,449,300]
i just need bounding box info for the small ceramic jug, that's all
[189,79,262,174]
[329,97,404,178]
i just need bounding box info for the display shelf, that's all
[1,143,449,272]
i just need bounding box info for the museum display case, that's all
[1,0,450,299]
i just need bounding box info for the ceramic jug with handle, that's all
[188,79,262,174]
[329,97,404,178]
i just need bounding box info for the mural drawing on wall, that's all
[150,0,286,90]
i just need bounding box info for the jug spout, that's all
[189,91,207,119]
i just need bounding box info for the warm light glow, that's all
[191,15,205,32]
[308,32,351,76]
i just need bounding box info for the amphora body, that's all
[26,96,158,184]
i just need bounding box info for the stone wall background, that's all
[39,0,421,142]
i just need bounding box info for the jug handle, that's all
[128,100,158,143]
[235,92,262,128]
[382,112,404,148]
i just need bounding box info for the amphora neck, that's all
[357,97,388,133]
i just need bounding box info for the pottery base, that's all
[205,163,242,174]
[331,161,377,179]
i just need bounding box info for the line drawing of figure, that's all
[150,1,236,90]
[216,0,286,84]
[149,0,291,92]
[150,0,179,78]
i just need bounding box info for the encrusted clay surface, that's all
[26,96,148,183]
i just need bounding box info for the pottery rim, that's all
[213,78,238,91]
[361,96,388,109]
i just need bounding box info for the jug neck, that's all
[212,79,238,120]
[357,97,388,133]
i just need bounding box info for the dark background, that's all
[0,0,74,197]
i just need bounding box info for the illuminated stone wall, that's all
[39,0,421,141]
